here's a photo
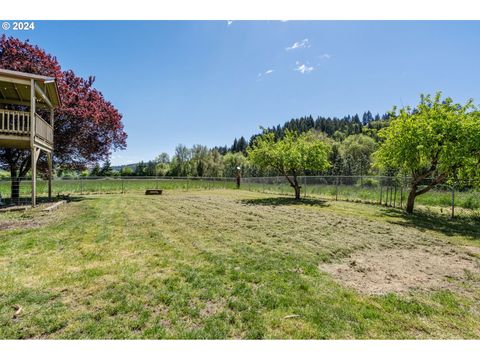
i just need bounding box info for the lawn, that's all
[1,189,479,339]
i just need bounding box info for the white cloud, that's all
[227,20,233,26]
[294,62,314,74]
[257,69,275,80]
[319,53,331,59]
[286,38,310,51]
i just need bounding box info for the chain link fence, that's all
[0,175,478,218]
[241,176,479,218]
[0,176,239,205]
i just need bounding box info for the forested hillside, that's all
[90,111,390,178]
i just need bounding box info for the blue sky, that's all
[2,21,480,165]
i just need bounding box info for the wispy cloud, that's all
[319,53,331,59]
[257,69,275,80]
[227,20,233,26]
[286,39,310,51]
[294,61,314,74]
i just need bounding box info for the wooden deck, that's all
[0,109,53,150]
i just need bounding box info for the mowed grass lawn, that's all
[1,189,479,339]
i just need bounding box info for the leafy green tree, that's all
[205,149,224,177]
[340,134,377,176]
[155,152,170,176]
[248,130,331,199]
[375,92,480,213]
[170,145,191,176]
[120,166,133,176]
[223,152,249,177]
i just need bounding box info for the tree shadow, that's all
[240,196,329,208]
[0,195,90,209]
[381,207,480,241]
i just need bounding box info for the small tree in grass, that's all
[375,92,480,214]
[248,130,331,199]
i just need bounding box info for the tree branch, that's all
[415,173,448,196]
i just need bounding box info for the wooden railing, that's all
[0,109,31,135]
[35,114,53,145]
[0,109,53,146]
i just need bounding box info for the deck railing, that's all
[0,109,53,146]
[35,113,53,144]
[0,109,31,135]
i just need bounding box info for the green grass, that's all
[1,189,479,339]
[1,177,478,214]
[242,181,480,214]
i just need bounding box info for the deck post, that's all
[48,152,53,201]
[30,79,36,207]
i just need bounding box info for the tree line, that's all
[88,111,389,179]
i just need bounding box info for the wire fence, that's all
[0,175,478,218]
[242,176,480,218]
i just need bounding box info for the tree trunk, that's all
[10,174,21,205]
[292,175,301,200]
[294,184,301,200]
[406,185,417,214]
[283,173,302,200]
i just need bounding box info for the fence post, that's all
[122,178,125,194]
[80,178,83,195]
[335,176,339,201]
[379,185,382,205]
[393,186,397,208]
[400,185,403,209]
[451,188,455,219]
[304,176,307,198]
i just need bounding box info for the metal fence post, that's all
[304,176,307,198]
[451,188,455,219]
[80,178,83,195]
[400,185,403,209]
[335,176,339,201]
[393,186,397,208]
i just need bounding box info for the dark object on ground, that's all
[145,189,163,195]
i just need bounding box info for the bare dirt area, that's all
[0,202,62,231]
[319,244,480,295]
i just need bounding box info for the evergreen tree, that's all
[99,160,113,177]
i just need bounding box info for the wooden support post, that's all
[31,147,41,207]
[47,152,52,201]
[30,79,36,207]
[50,108,54,126]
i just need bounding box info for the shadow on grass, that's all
[0,195,90,209]
[381,207,480,241]
[240,196,330,208]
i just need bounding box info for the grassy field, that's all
[1,177,479,214]
[1,189,480,339]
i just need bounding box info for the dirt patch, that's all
[0,204,59,231]
[319,245,480,295]
[0,219,45,231]
[199,298,226,317]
